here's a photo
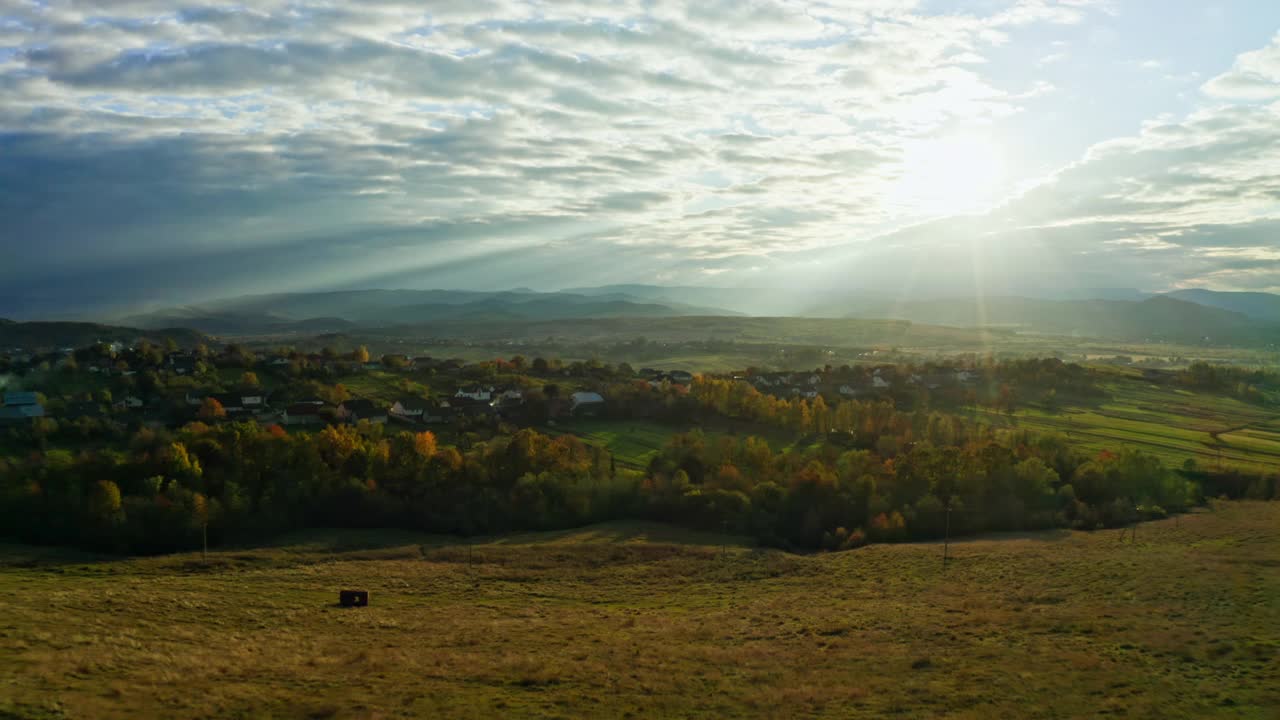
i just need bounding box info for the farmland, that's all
[2,502,1277,719]
[977,378,1280,474]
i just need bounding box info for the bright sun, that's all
[890,134,1006,216]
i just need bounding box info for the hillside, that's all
[0,320,205,349]
[1166,288,1280,322]
[2,504,1276,718]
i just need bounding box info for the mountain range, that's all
[1,285,1268,349]
[115,289,738,335]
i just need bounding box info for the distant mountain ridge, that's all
[1163,289,1280,322]
[567,284,1280,345]
[118,289,739,335]
[846,295,1276,344]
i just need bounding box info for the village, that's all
[0,337,993,438]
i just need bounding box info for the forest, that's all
[2,358,1276,554]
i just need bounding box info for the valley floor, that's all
[1,504,1278,719]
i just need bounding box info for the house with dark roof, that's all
[340,398,387,424]
[210,393,247,414]
[283,402,327,426]
[168,354,197,375]
[390,396,431,421]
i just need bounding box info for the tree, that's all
[198,397,226,421]
[239,371,261,389]
[413,431,438,459]
[89,479,122,519]
[353,346,371,363]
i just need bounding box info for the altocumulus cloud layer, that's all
[0,1,1278,317]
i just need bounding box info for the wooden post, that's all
[202,521,208,561]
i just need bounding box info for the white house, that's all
[956,370,975,383]
[872,376,891,389]
[839,384,859,397]
[455,385,493,402]
[493,386,523,403]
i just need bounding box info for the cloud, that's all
[2,0,1272,315]
[1204,31,1280,100]
[848,76,1280,294]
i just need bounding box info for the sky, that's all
[2,0,1280,319]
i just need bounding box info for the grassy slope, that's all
[1,503,1277,719]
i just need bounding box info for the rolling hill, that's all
[0,320,206,349]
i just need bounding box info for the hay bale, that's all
[339,589,369,607]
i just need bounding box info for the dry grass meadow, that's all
[2,503,1278,719]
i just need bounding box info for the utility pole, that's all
[202,520,208,561]
[943,502,952,567]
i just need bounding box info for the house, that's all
[168,354,197,375]
[801,389,819,399]
[340,398,387,424]
[667,370,694,384]
[282,402,326,426]
[0,391,44,422]
[955,370,975,384]
[3,391,40,407]
[872,376,891,390]
[112,395,145,411]
[452,396,496,418]
[390,397,431,422]
[492,385,524,403]
[807,374,821,386]
[240,393,265,409]
[210,393,247,414]
[570,391,605,414]
[455,385,493,402]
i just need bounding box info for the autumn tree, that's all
[198,397,226,420]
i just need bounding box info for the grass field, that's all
[2,503,1277,719]
[549,418,817,471]
[978,380,1280,473]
